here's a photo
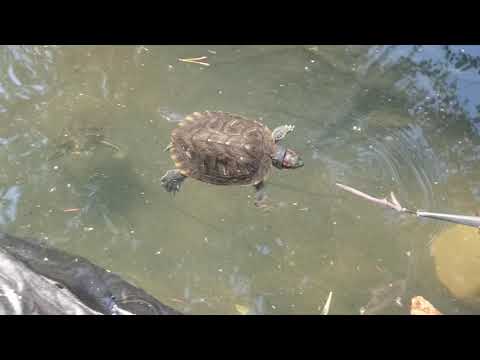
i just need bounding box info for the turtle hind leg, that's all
[253,181,272,209]
[47,140,75,161]
[160,169,187,194]
[272,125,295,143]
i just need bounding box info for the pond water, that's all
[1,45,480,314]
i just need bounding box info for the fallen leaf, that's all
[235,304,250,315]
[410,296,442,315]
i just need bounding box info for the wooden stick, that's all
[336,183,414,213]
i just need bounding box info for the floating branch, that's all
[336,183,414,214]
[336,182,480,228]
[178,56,210,67]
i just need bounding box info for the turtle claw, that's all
[163,143,173,152]
[161,179,180,194]
[255,200,274,211]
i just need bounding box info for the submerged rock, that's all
[431,224,480,307]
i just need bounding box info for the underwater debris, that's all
[63,208,80,213]
[320,291,333,315]
[360,279,407,315]
[178,56,210,67]
[235,304,250,315]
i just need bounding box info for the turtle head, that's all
[272,145,304,169]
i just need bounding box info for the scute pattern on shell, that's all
[170,111,275,185]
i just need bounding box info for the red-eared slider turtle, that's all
[160,110,304,206]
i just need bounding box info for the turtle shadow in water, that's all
[87,159,224,233]
[57,150,230,237]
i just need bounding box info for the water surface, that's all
[1,45,480,314]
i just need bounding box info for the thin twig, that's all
[178,56,210,67]
[321,291,333,315]
[336,183,414,213]
[63,208,81,213]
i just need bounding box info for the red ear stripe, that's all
[282,149,293,168]
[282,150,304,169]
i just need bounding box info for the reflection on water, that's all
[0,185,21,225]
[1,45,480,314]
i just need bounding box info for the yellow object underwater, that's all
[431,224,480,307]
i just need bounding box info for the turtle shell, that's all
[169,111,275,185]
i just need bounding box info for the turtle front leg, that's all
[160,169,187,194]
[158,108,186,123]
[272,125,295,143]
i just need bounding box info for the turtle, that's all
[48,126,123,161]
[42,92,125,161]
[160,110,304,207]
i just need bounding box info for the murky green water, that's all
[2,45,480,314]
